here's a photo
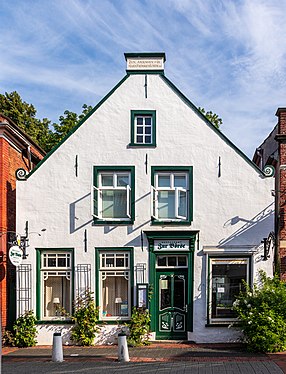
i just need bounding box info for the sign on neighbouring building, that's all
[9,245,22,266]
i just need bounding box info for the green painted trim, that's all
[93,166,135,224]
[144,230,199,241]
[95,247,134,323]
[146,231,198,335]
[160,75,267,176]
[126,70,164,75]
[124,52,166,61]
[24,75,130,179]
[188,249,194,331]
[36,250,41,320]
[151,166,193,225]
[154,269,188,340]
[148,238,156,332]
[36,248,74,321]
[130,110,156,147]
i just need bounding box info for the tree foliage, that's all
[52,104,92,146]
[0,91,53,150]
[233,271,286,352]
[198,107,223,129]
[0,91,92,152]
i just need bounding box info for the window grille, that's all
[16,264,32,316]
[135,263,146,283]
[75,264,91,299]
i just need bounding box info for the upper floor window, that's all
[92,166,135,224]
[130,110,156,147]
[151,167,193,224]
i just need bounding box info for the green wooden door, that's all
[155,270,188,340]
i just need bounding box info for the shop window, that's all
[38,251,73,321]
[92,166,135,224]
[98,251,132,320]
[151,167,193,224]
[130,110,156,147]
[209,257,250,323]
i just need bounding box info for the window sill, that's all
[36,320,74,325]
[205,323,233,327]
[92,219,134,226]
[128,143,156,148]
[151,219,191,226]
[98,319,130,325]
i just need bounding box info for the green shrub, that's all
[233,271,286,352]
[71,290,99,346]
[4,310,37,347]
[126,307,151,347]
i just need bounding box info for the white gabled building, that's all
[16,53,274,345]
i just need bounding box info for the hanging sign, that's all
[154,239,189,251]
[9,246,23,266]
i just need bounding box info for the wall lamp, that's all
[261,231,275,261]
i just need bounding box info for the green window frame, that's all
[92,166,135,225]
[36,248,74,323]
[130,110,156,147]
[95,247,134,322]
[207,256,251,325]
[151,166,193,225]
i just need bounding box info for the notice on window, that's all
[217,287,225,293]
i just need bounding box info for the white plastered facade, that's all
[16,61,274,345]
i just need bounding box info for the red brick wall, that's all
[277,109,286,280]
[0,136,44,330]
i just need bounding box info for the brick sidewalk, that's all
[2,343,286,373]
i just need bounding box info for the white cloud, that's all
[0,0,285,157]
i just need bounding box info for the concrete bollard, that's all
[117,332,130,362]
[52,332,64,362]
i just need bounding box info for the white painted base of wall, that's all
[36,324,244,346]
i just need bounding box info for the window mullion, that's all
[126,185,131,218]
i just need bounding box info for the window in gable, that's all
[130,110,156,147]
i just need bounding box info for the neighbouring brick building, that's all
[253,108,286,281]
[275,108,286,281]
[0,113,45,330]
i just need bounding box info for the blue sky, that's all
[1,0,286,158]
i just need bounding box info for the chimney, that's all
[275,108,286,280]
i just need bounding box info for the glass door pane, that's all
[159,275,171,310]
[173,275,185,310]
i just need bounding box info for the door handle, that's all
[184,304,188,312]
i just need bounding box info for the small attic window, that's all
[129,110,156,147]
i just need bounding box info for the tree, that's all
[0,91,53,151]
[0,91,92,152]
[52,104,92,146]
[198,107,223,129]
